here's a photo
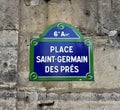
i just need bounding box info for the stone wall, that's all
[0,0,19,109]
[0,0,120,110]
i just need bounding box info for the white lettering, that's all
[60,65,79,73]
[61,31,69,37]
[45,66,59,73]
[50,46,73,53]
[57,56,88,63]
[54,31,58,37]
[36,56,55,63]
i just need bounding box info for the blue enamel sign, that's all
[30,23,94,81]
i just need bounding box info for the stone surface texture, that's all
[0,0,120,110]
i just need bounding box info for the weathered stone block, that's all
[17,102,38,110]
[17,91,120,110]
[18,70,69,92]
[0,0,19,30]
[71,0,97,32]
[0,30,18,47]
[0,100,16,110]
[24,91,38,103]
[0,91,16,100]
[0,90,16,110]
[93,45,120,89]
[23,91,120,102]
[97,0,118,34]
[20,0,47,33]
[50,101,120,110]
[47,0,72,25]
[0,47,17,84]
[110,0,120,29]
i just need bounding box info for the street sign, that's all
[30,22,94,81]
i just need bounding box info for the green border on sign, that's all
[30,22,94,81]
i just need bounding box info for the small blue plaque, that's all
[30,22,94,81]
